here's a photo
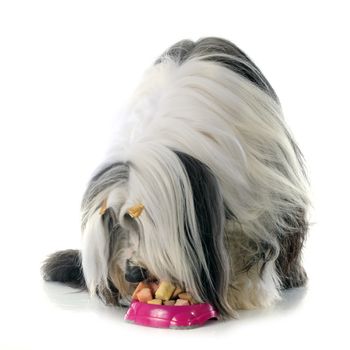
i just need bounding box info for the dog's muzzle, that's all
[125,259,148,283]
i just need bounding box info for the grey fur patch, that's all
[81,162,129,229]
[41,249,86,288]
[155,39,195,65]
[275,208,308,289]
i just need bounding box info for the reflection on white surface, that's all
[41,281,308,324]
[4,254,338,350]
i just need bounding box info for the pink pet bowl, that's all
[124,300,218,329]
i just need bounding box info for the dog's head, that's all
[81,143,234,317]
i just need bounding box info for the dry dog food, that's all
[136,287,153,303]
[155,281,175,301]
[133,281,197,306]
[174,299,189,306]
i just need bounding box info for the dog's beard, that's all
[80,145,234,318]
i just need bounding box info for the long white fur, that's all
[81,54,309,314]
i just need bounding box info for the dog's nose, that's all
[124,260,148,283]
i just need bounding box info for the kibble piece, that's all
[147,299,163,305]
[132,282,149,300]
[174,299,190,306]
[178,292,193,301]
[136,288,153,303]
[155,281,176,301]
[178,292,198,304]
[178,292,192,300]
[163,300,176,306]
[171,287,183,299]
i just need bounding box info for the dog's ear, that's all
[174,151,233,318]
[81,162,129,229]
[80,162,129,297]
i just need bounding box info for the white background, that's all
[0,1,349,349]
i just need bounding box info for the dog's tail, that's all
[41,249,86,289]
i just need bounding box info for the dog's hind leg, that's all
[275,210,308,289]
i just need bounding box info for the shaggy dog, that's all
[42,37,309,319]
